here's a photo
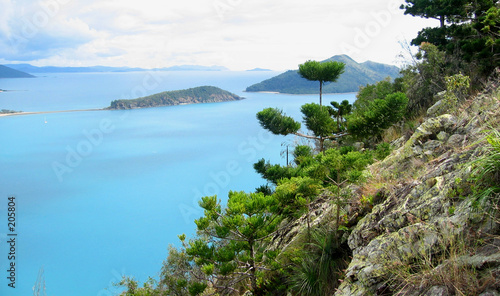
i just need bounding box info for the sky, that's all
[0,0,439,71]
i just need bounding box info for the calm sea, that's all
[0,71,355,296]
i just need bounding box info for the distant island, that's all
[0,109,21,114]
[4,64,228,74]
[0,65,35,78]
[108,86,243,110]
[245,54,400,94]
[247,68,273,72]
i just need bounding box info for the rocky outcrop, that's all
[335,88,500,295]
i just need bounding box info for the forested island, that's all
[245,54,400,94]
[107,86,243,110]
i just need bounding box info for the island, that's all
[245,54,400,94]
[0,65,35,78]
[107,86,244,110]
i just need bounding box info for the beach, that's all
[0,108,103,117]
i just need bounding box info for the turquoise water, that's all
[0,71,355,296]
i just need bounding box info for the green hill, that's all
[245,55,399,94]
[108,86,243,110]
[0,65,35,78]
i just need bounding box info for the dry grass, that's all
[383,229,497,296]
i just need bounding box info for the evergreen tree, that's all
[298,60,345,106]
[182,191,283,295]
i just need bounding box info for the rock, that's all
[334,88,500,296]
[437,131,449,141]
[427,96,448,117]
[447,134,465,147]
[424,286,450,296]
[353,142,364,151]
[423,140,442,151]
[385,114,458,162]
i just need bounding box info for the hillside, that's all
[334,82,500,295]
[245,55,399,94]
[107,86,243,110]
[0,65,35,78]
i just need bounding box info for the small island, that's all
[107,85,244,110]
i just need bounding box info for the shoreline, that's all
[245,90,358,95]
[0,108,103,117]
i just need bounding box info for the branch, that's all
[293,132,349,140]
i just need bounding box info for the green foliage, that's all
[354,78,397,111]
[257,102,345,152]
[256,147,373,187]
[117,276,160,296]
[300,103,337,137]
[402,0,499,77]
[315,148,373,183]
[347,92,408,140]
[185,191,283,294]
[400,43,449,115]
[400,0,470,27]
[288,226,350,296]
[470,128,500,205]
[298,60,345,106]
[374,142,393,160]
[443,73,471,107]
[274,177,322,218]
[159,245,206,296]
[256,108,301,136]
[254,158,302,185]
[329,99,353,132]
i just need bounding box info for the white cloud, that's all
[1,0,440,70]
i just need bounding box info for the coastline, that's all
[0,108,103,117]
[245,90,358,95]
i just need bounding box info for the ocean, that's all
[0,71,356,296]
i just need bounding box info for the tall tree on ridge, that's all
[298,60,345,106]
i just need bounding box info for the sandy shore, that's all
[0,108,103,117]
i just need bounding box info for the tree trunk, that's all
[307,202,311,243]
[249,241,258,294]
[319,81,323,106]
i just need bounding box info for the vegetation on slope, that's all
[116,1,500,295]
[108,86,243,110]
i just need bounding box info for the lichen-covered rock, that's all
[335,89,500,296]
[427,92,448,117]
[423,286,450,296]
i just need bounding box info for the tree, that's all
[182,191,283,295]
[274,176,322,239]
[329,100,352,132]
[401,0,499,77]
[347,92,408,140]
[257,104,346,152]
[298,60,345,106]
[159,245,207,296]
[400,0,470,27]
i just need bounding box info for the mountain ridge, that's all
[245,55,400,94]
[0,65,35,78]
[4,64,229,74]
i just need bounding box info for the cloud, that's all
[1,0,439,70]
[0,0,100,61]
